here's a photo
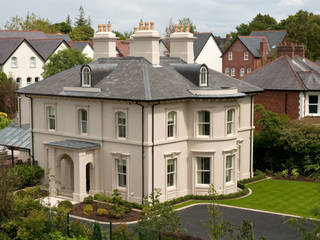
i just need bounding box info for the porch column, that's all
[73,153,88,202]
[47,148,57,197]
[94,149,100,193]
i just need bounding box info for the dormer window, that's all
[199,66,208,87]
[82,66,91,87]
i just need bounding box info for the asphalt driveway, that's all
[178,204,315,240]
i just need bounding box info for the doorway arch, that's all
[59,154,74,196]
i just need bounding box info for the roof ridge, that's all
[251,30,286,32]
[284,56,306,90]
[29,38,64,41]
[0,29,44,33]
[239,36,266,39]
[0,37,24,41]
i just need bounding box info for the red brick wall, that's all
[254,90,300,120]
[222,39,262,79]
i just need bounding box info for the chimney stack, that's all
[260,37,268,61]
[169,24,195,64]
[294,44,305,58]
[277,43,305,59]
[130,21,160,65]
[92,22,117,60]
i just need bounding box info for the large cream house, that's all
[17,22,262,203]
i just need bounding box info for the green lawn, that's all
[216,179,320,218]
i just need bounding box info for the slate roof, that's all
[0,127,30,150]
[46,140,100,150]
[28,39,69,61]
[238,36,267,58]
[16,56,262,101]
[46,33,72,42]
[250,30,287,49]
[215,37,227,48]
[70,41,93,52]
[0,30,48,39]
[0,38,24,64]
[242,55,320,91]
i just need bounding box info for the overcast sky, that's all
[1,0,319,37]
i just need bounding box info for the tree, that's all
[0,167,16,222]
[0,112,11,129]
[165,18,175,37]
[0,71,8,83]
[52,22,72,34]
[66,15,72,26]
[178,17,197,33]
[75,6,87,27]
[69,25,94,41]
[113,30,133,40]
[280,10,320,61]
[42,48,91,79]
[0,78,18,119]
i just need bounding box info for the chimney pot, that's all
[174,24,178,33]
[107,23,111,32]
[139,21,143,30]
[150,22,154,30]
[179,25,184,32]
[98,24,102,32]
[145,22,149,30]
[134,26,138,33]
[185,24,190,32]
[102,24,107,32]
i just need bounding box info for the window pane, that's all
[226,169,232,182]
[309,96,318,104]
[119,126,126,138]
[168,112,174,123]
[227,110,234,121]
[82,121,87,133]
[49,119,55,130]
[203,158,210,170]
[226,156,232,168]
[309,105,318,114]
[203,172,210,184]
[168,125,174,137]
[204,124,210,135]
[117,159,127,187]
[118,112,126,124]
[81,110,87,121]
[227,122,232,134]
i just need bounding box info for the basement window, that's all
[82,66,91,87]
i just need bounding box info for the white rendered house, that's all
[17,22,262,203]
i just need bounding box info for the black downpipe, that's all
[250,96,253,178]
[18,97,21,128]
[136,102,145,203]
[285,92,288,114]
[26,95,35,165]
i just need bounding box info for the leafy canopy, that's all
[42,48,91,79]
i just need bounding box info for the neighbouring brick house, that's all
[222,30,287,79]
[243,46,320,122]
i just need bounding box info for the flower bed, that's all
[71,201,140,222]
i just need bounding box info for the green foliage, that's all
[57,200,73,211]
[291,169,299,179]
[91,222,103,240]
[75,6,88,27]
[69,220,92,238]
[109,189,126,218]
[0,167,16,222]
[0,112,11,130]
[113,30,133,40]
[83,204,93,216]
[52,22,72,34]
[11,165,44,189]
[94,192,109,202]
[281,169,289,178]
[84,195,94,204]
[112,224,136,240]
[49,231,89,240]
[0,78,18,119]
[135,189,181,239]
[96,208,108,216]
[0,71,8,83]
[286,218,320,240]
[69,25,94,41]
[178,17,197,33]
[42,48,91,78]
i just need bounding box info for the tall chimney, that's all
[260,37,268,61]
[130,21,160,65]
[169,24,195,64]
[92,23,117,60]
[277,44,295,58]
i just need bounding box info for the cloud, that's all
[279,0,308,6]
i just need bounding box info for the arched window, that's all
[199,66,208,86]
[11,57,17,68]
[116,111,126,138]
[167,111,177,138]
[82,66,91,87]
[27,77,32,85]
[30,57,36,68]
[16,77,21,87]
[35,77,39,82]
[79,109,88,134]
[198,111,210,136]
[226,109,235,135]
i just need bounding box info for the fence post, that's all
[109,221,112,240]
[66,212,70,237]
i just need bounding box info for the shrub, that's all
[69,220,92,238]
[83,195,93,204]
[109,204,125,218]
[96,208,108,216]
[281,169,289,178]
[11,165,44,190]
[57,200,73,211]
[112,224,135,240]
[83,204,93,216]
[291,168,300,179]
[94,192,108,202]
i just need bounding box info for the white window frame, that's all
[197,110,211,137]
[231,68,235,77]
[247,68,251,74]
[228,52,232,61]
[225,68,229,76]
[167,158,177,189]
[199,66,208,86]
[30,56,36,68]
[196,156,211,185]
[226,108,235,135]
[167,111,177,139]
[244,52,249,61]
[240,68,245,77]
[79,109,88,135]
[116,158,127,188]
[82,66,91,87]
[11,57,17,68]
[116,111,127,139]
[306,93,320,116]
[226,155,234,184]
[47,105,56,131]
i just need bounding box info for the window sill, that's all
[225,181,234,186]
[117,137,127,141]
[167,186,176,192]
[117,187,127,192]
[48,129,56,132]
[195,184,210,189]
